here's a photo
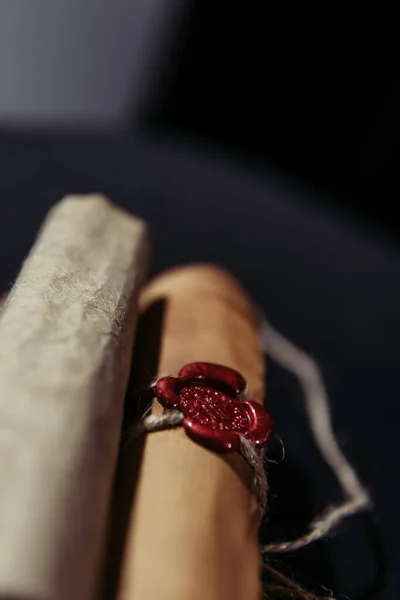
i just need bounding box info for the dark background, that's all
[142,3,399,241]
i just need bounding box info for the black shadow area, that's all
[99,299,166,600]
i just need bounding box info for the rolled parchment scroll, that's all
[117,265,266,600]
[0,195,149,600]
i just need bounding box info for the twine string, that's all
[131,318,371,554]
[259,318,371,553]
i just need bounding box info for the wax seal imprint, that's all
[155,362,273,453]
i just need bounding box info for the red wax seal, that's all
[155,362,273,453]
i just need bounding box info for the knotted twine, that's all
[133,318,371,553]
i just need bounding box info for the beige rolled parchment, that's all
[117,265,266,600]
[0,195,149,600]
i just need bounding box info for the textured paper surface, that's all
[0,195,149,600]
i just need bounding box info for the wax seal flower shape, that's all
[155,362,273,453]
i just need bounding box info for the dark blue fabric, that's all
[0,131,399,599]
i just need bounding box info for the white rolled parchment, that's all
[0,195,149,600]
